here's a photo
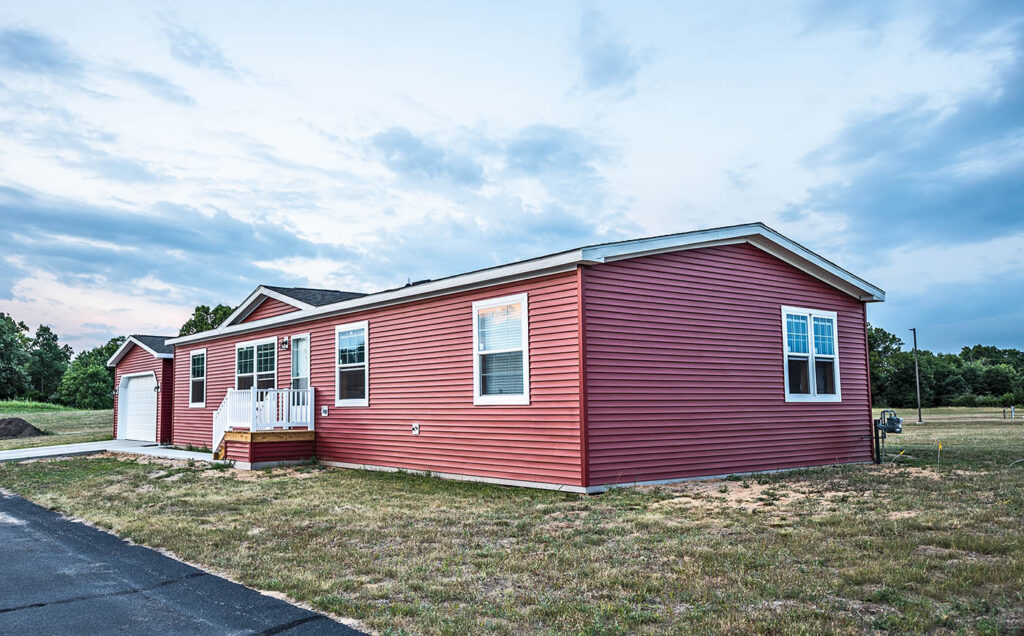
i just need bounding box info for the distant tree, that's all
[58,361,113,409]
[179,304,233,336]
[981,364,1020,397]
[868,325,905,406]
[25,325,73,402]
[73,336,126,386]
[56,336,126,409]
[0,312,30,400]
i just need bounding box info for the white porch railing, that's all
[212,387,315,452]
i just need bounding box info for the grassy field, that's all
[0,415,1022,634]
[0,401,112,450]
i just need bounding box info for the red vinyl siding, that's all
[241,297,299,323]
[172,272,583,485]
[223,439,315,463]
[582,242,873,485]
[113,345,173,443]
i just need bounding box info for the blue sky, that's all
[0,2,1021,353]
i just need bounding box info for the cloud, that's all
[505,124,604,177]
[792,31,1024,246]
[0,187,352,302]
[164,23,238,76]
[801,0,1024,53]
[118,69,195,106]
[370,127,484,187]
[0,28,81,76]
[574,9,645,95]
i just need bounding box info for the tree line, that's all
[0,305,232,410]
[1,308,1021,410]
[869,325,1024,408]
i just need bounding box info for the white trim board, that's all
[167,223,886,347]
[106,336,174,367]
[221,286,314,327]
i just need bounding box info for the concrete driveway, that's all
[0,492,364,635]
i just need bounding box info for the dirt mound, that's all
[0,417,45,439]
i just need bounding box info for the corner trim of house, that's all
[320,461,592,494]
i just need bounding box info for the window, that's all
[189,349,206,407]
[291,334,309,391]
[782,306,841,402]
[236,339,276,391]
[335,321,368,406]
[473,293,529,405]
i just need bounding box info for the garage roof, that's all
[106,335,175,367]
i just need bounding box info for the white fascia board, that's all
[106,337,173,367]
[747,228,885,301]
[166,223,884,347]
[583,223,885,302]
[166,254,586,346]
[221,286,314,328]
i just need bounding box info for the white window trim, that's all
[234,337,277,390]
[189,348,206,408]
[290,332,310,391]
[781,306,842,403]
[335,320,369,407]
[472,293,530,406]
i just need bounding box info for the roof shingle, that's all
[263,286,367,307]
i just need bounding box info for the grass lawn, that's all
[1,416,1022,634]
[0,401,112,450]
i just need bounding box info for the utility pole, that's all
[910,327,923,424]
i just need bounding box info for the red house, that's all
[112,223,885,492]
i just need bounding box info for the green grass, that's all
[0,400,75,413]
[0,416,1022,634]
[0,407,113,450]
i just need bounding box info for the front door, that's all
[290,335,311,420]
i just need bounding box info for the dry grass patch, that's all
[1,418,1022,634]
[0,409,112,450]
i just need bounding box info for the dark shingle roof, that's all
[131,334,174,355]
[263,286,367,307]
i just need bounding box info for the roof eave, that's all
[165,223,885,348]
[220,286,315,327]
[106,336,174,367]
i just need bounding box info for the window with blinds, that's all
[335,321,368,406]
[472,293,529,405]
[236,340,276,391]
[189,349,206,407]
[781,306,841,402]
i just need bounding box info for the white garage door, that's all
[122,375,157,442]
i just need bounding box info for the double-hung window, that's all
[189,349,206,407]
[335,321,368,407]
[782,306,841,402]
[473,293,530,405]
[236,339,276,391]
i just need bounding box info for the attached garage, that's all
[119,373,158,441]
[106,335,174,443]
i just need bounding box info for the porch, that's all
[212,388,316,466]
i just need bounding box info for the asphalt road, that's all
[0,491,365,635]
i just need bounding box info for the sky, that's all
[0,1,1021,354]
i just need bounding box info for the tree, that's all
[58,361,114,409]
[56,336,125,409]
[981,364,1020,397]
[0,312,30,400]
[179,304,233,336]
[868,325,905,407]
[74,336,126,386]
[25,325,73,402]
